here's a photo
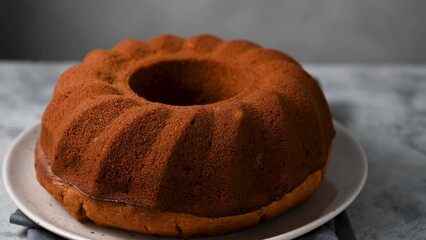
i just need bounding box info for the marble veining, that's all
[0,62,425,239]
[307,65,426,240]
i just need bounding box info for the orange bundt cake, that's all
[35,34,335,238]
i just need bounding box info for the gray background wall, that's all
[1,0,425,63]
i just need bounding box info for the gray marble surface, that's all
[0,61,425,239]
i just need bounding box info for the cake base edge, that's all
[35,140,329,238]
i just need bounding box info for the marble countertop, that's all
[0,61,425,239]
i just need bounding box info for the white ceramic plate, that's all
[3,121,367,240]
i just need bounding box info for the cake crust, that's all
[36,140,329,238]
[36,34,336,237]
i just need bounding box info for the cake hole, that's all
[129,59,248,106]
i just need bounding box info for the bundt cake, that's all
[35,34,335,238]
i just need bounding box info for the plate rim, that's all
[267,120,368,240]
[2,123,88,240]
[2,120,368,240]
